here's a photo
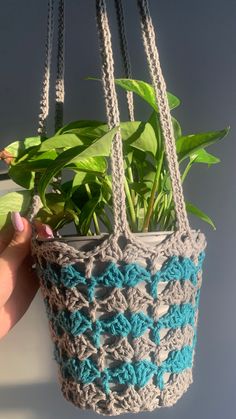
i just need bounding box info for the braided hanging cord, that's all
[137,0,191,234]
[114,0,134,121]
[96,0,129,236]
[38,0,55,137]
[52,0,65,203]
[30,0,65,222]
[55,0,65,132]
[29,0,55,222]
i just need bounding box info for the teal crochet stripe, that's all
[40,252,205,301]
[39,249,204,405]
[54,344,194,393]
[151,303,197,344]
[44,300,198,347]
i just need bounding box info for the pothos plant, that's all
[0,79,229,235]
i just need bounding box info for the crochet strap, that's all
[38,0,65,137]
[114,0,134,121]
[55,0,65,132]
[137,0,190,233]
[33,0,191,235]
[38,0,55,137]
[29,0,65,221]
[96,0,191,235]
[96,0,130,235]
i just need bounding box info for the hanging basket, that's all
[30,0,207,415]
[33,230,206,415]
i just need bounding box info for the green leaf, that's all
[8,165,35,189]
[190,149,220,165]
[142,170,156,184]
[0,191,32,229]
[71,173,97,194]
[20,150,58,169]
[147,112,163,151]
[60,124,109,140]
[130,182,151,196]
[161,172,172,192]
[177,127,229,162]
[56,120,105,135]
[79,196,101,235]
[57,120,159,158]
[38,127,118,206]
[73,126,118,160]
[4,136,41,159]
[60,180,73,195]
[36,193,79,229]
[97,210,112,233]
[114,78,180,111]
[127,122,157,157]
[132,149,156,180]
[52,119,159,158]
[11,150,58,173]
[39,134,86,152]
[186,201,216,230]
[45,193,65,210]
[172,117,182,139]
[120,121,145,143]
[66,156,107,174]
[36,207,77,230]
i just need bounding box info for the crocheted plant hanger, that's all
[30,0,207,415]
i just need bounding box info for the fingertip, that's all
[10,213,32,244]
[11,212,24,232]
[34,221,54,239]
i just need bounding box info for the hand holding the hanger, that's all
[0,213,53,340]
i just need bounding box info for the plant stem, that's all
[98,212,112,233]
[162,193,169,229]
[85,184,100,235]
[143,198,147,217]
[124,178,137,231]
[142,150,164,232]
[156,200,165,225]
[153,191,164,214]
[125,157,136,205]
[159,161,191,230]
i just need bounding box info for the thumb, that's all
[1,213,32,270]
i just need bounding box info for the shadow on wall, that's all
[0,382,89,419]
[0,382,197,419]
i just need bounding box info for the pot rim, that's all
[37,229,198,244]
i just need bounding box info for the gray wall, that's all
[0,1,235,418]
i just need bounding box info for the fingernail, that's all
[34,222,54,239]
[44,225,54,238]
[11,212,24,232]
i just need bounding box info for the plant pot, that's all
[33,230,206,415]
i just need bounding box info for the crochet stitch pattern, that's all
[33,229,206,415]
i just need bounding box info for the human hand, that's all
[0,213,40,339]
